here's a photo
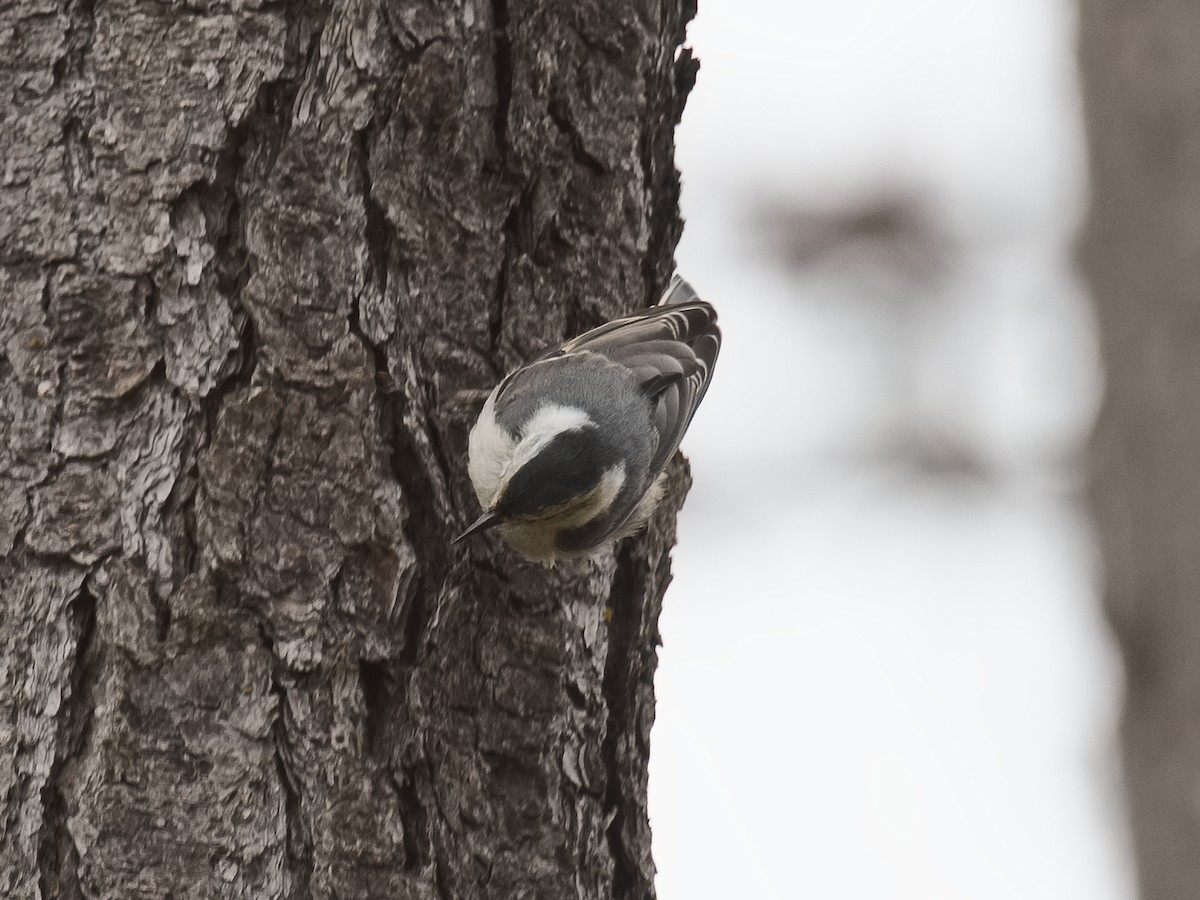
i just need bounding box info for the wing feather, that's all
[497,276,720,477]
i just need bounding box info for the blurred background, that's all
[647,2,1134,897]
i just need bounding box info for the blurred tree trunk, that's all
[0,1,696,898]
[1079,3,1200,896]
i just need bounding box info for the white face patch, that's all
[466,399,594,508]
[467,386,515,507]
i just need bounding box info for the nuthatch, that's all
[455,276,720,562]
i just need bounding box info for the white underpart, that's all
[592,463,627,521]
[467,397,594,507]
[611,470,666,541]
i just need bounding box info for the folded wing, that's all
[547,276,721,475]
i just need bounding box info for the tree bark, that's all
[1079,2,1200,896]
[0,1,697,898]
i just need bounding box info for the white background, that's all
[648,2,1134,897]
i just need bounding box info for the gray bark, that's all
[1079,2,1200,896]
[0,1,697,898]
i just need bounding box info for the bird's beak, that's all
[452,508,504,545]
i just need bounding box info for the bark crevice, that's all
[271,676,315,900]
[40,270,69,473]
[36,581,98,900]
[548,95,608,176]
[600,543,648,900]
[490,0,513,153]
[487,0,519,357]
[52,0,97,88]
[354,125,392,309]
[392,766,433,875]
[383,353,457,582]
[61,116,95,197]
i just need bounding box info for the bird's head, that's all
[455,409,627,550]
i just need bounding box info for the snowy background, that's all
[648,2,1135,897]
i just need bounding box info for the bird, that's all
[453,276,720,563]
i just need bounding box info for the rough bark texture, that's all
[1079,3,1200,897]
[0,1,698,898]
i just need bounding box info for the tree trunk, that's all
[1079,3,1200,896]
[0,1,697,898]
